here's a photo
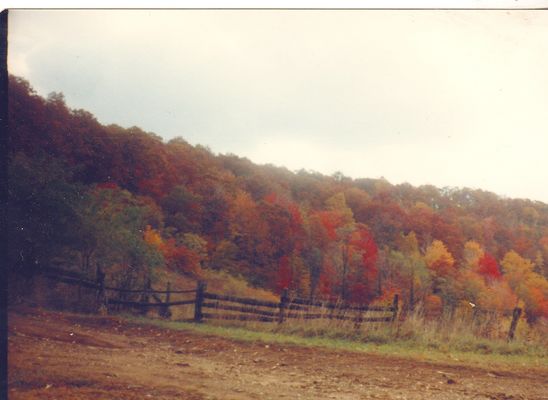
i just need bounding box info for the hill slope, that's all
[7,75,548,321]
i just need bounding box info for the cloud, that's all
[8,10,548,202]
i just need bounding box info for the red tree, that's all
[478,252,501,281]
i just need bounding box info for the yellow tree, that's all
[501,250,534,303]
[460,269,487,305]
[462,240,484,270]
[424,239,458,310]
[501,250,548,321]
[424,240,455,277]
[459,240,504,307]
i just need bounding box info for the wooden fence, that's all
[40,268,523,340]
[196,283,398,326]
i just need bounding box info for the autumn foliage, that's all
[478,253,502,281]
[7,75,548,322]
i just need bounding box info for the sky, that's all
[8,10,548,203]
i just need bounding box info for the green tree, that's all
[7,153,82,279]
[75,186,164,289]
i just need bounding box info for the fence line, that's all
[40,270,523,341]
[289,297,396,313]
[202,312,276,323]
[43,271,195,295]
[104,287,196,295]
[108,299,196,307]
[202,302,279,317]
[203,292,280,308]
[44,274,98,289]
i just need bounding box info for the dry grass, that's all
[194,304,548,362]
[15,271,547,365]
[151,269,279,321]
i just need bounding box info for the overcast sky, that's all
[8,10,548,203]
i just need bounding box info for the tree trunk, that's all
[340,244,349,301]
[409,272,415,312]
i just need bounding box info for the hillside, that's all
[7,75,548,321]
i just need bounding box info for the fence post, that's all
[77,284,82,311]
[354,310,363,330]
[278,288,289,324]
[391,294,399,323]
[507,307,522,341]
[160,281,172,319]
[140,279,151,316]
[194,281,206,323]
[95,266,107,314]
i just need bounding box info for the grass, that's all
[131,272,546,369]
[123,312,548,371]
[20,273,547,370]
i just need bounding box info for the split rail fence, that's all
[40,268,523,340]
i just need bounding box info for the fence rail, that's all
[44,274,98,289]
[202,312,276,322]
[202,302,278,317]
[40,269,523,341]
[104,287,197,294]
[108,299,196,307]
[203,292,279,308]
[289,297,395,312]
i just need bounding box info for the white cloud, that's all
[7,10,548,203]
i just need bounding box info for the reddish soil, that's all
[8,307,548,399]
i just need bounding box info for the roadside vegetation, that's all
[120,306,548,370]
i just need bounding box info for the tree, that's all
[161,185,204,234]
[319,193,356,300]
[424,239,458,310]
[462,240,484,270]
[227,191,271,285]
[347,225,379,303]
[7,153,83,279]
[313,194,380,303]
[501,250,548,321]
[355,193,408,248]
[8,73,548,313]
[209,240,239,272]
[477,253,501,281]
[424,240,455,278]
[76,186,164,288]
[476,280,517,312]
[501,250,534,303]
[387,232,430,312]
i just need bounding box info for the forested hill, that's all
[7,75,548,321]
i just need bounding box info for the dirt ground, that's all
[8,307,548,400]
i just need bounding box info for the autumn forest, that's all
[7,75,548,323]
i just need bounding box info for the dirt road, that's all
[8,307,548,399]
